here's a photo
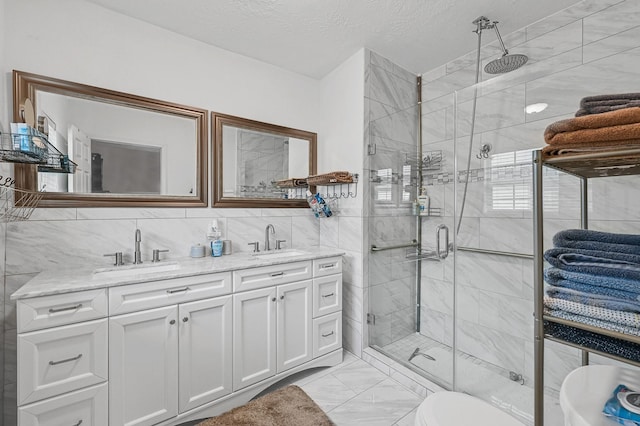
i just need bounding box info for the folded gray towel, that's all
[580,93,640,108]
[576,101,640,117]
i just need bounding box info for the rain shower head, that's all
[484,53,528,74]
[474,16,529,74]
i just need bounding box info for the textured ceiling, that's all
[84,0,580,79]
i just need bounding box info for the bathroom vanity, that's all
[12,249,344,426]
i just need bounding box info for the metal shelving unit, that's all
[532,148,640,426]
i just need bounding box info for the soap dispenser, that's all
[417,187,430,216]
[207,220,223,257]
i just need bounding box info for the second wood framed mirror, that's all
[212,112,317,208]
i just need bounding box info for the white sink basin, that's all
[252,250,309,260]
[93,262,180,278]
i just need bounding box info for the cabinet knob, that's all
[72,420,83,426]
[182,317,189,322]
[169,320,176,325]
[271,297,276,302]
[280,295,285,300]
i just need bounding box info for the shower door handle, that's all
[436,224,449,260]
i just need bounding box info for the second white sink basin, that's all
[252,250,309,260]
[93,262,180,278]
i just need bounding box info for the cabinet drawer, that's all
[313,256,342,277]
[109,271,231,315]
[313,312,342,358]
[18,319,108,405]
[17,289,108,333]
[233,261,312,292]
[312,275,342,318]
[18,382,108,426]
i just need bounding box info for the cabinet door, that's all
[277,280,312,373]
[178,295,232,413]
[233,287,277,391]
[109,306,178,426]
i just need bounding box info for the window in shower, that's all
[486,148,558,212]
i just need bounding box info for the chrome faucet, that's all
[264,224,275,251]
[134,229,143,264]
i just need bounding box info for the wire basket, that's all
[0,185,44,222]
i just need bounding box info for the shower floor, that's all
[380,333,563,426]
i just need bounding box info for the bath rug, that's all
[544,107,640,145]
[197,385,334,426]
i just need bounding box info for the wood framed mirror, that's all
[13,70,208,207]
[212,112,317,208]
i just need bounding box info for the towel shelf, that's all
[533,148,640,426]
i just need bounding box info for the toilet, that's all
[560,365,640,426]
[415,391,524,425]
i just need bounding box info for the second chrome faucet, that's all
[264,224,275,251]
[134,229,143,264]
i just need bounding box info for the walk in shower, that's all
[364,11,580,425]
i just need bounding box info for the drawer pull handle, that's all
[322,331,334,337]
[167,287,190,294]
[49,303,83,313]
[322,293,335,298]
[72,421,83,426]
[271,272,284,277]
[49,353,82,366]
[320,263,335,269]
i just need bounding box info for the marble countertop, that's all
[11,247,345,300]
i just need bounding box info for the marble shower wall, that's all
[364,50,420,348]
[419,0,640,390]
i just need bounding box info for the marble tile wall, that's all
[364,50,419,349]
[418,0,640,395]
[0,207,324,424]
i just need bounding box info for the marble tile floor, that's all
[178,350,423,426]
[266,350,424,425]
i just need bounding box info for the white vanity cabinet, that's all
[232,279,312,391]
[14,252,343,426]
[108,273,233,426]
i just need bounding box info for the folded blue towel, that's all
[545,309,640,336]
[545,267,640,295]
[545,296,640,328]
[546,277,640,302]
[545,248,640,281]
[546,286,640,313]
[545,321,640,362]
[554,229,640,255]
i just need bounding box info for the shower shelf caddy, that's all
[532,148,640,426]
[0,128,77,221]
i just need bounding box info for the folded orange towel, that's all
[541,139,640,157]
[544,107,640,144]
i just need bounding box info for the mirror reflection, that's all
[13,70,208,207]
[213,112,316,208]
